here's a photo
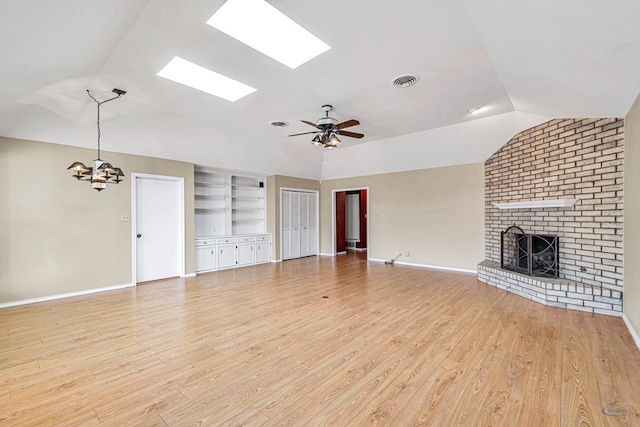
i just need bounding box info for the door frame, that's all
[131,173,185,285]
[331,187,370,258]
[280,187,319,261]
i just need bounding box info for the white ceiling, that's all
[0,0,638,180]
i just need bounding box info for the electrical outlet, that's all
[121,214,130,222]
[405,251,410,257]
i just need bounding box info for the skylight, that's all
[207,0,330,69]
[157,56,257,102]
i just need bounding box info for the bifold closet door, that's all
[282,191,317,260]
[282,191,300,260]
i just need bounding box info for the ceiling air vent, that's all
[270,120,289,127]
[392,74,420,88]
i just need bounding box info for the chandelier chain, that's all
[87,90,123,160]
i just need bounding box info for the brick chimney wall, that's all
[484,118,624,292]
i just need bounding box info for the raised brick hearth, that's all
[478,261,622,315]
[478,118,624,316]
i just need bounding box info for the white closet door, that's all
[307,192,318,255]
[282,191,292,260]
[282,190,317,260]
[299,193,309,256]
[290,192,301,259]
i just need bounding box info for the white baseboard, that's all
[623,313,640,351]
[182,273,196,278]
[368,258,477,274]
[318,253,334,257]
[0,283,135,309]
[271,259,282,263]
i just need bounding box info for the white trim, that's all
[623,313,640,351]
[368,258,477,274]
[182,273,196,278]
[271,259,282,263]
[319,253,334,257]
[132,173,186,285]
[0,284,134,309]
[494,199,577,209]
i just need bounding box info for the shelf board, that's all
[494,199,577,209]
[233,196,264,201]
[195,195,229,200]
[232,218,264,222]
[194,181,229,188]
[232,184,262,190]
[232,208,264,211]
[195,208,228,214]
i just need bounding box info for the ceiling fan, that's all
[288,105,364,149]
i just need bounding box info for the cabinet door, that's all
[218,244,236,269]
[256,242,271,263]
[237,243,255,266]
[195,246,217,272]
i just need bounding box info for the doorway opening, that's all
[333,188,368,256]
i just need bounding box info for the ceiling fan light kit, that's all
[289,104,364,149]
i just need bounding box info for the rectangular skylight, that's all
[157,56,257,102]
[207,0,330,69]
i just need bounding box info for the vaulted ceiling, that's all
[1,0,638,180]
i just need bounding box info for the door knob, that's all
[136,234,142,238]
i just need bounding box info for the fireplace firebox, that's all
[501,225,559,278]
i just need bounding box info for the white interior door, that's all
[135,176,182,283]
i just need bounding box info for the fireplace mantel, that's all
[494,199,577,210]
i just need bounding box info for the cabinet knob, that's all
[136,234,142,238]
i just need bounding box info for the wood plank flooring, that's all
[1,252,639,426]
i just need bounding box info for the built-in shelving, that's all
[194,166,266,237]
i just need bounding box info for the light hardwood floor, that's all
[1,252,639,426]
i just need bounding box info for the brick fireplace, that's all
[478,118,624,316]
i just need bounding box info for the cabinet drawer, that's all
[237,236,256,243]
[195,240,216,247]
[255,235,272,242]
[216,238,237,245]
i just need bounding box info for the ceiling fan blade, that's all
[301,120,321,129]
[288,131,319,137]
[338,130,364,139]
[336,119,360,129]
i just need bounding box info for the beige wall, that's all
[0,137,194,303]
[266,175,320,261]
[625,94,640,340]
[319,163,485,271]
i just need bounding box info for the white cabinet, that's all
[255,235,271,263]
[282,190,318,260]
[195,239,217,272]
[196,234,271,273]
[218,238,237,269]
[237,236,255,266]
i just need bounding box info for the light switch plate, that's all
[121,214,130,222]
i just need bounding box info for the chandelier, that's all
[67,88,126,191]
